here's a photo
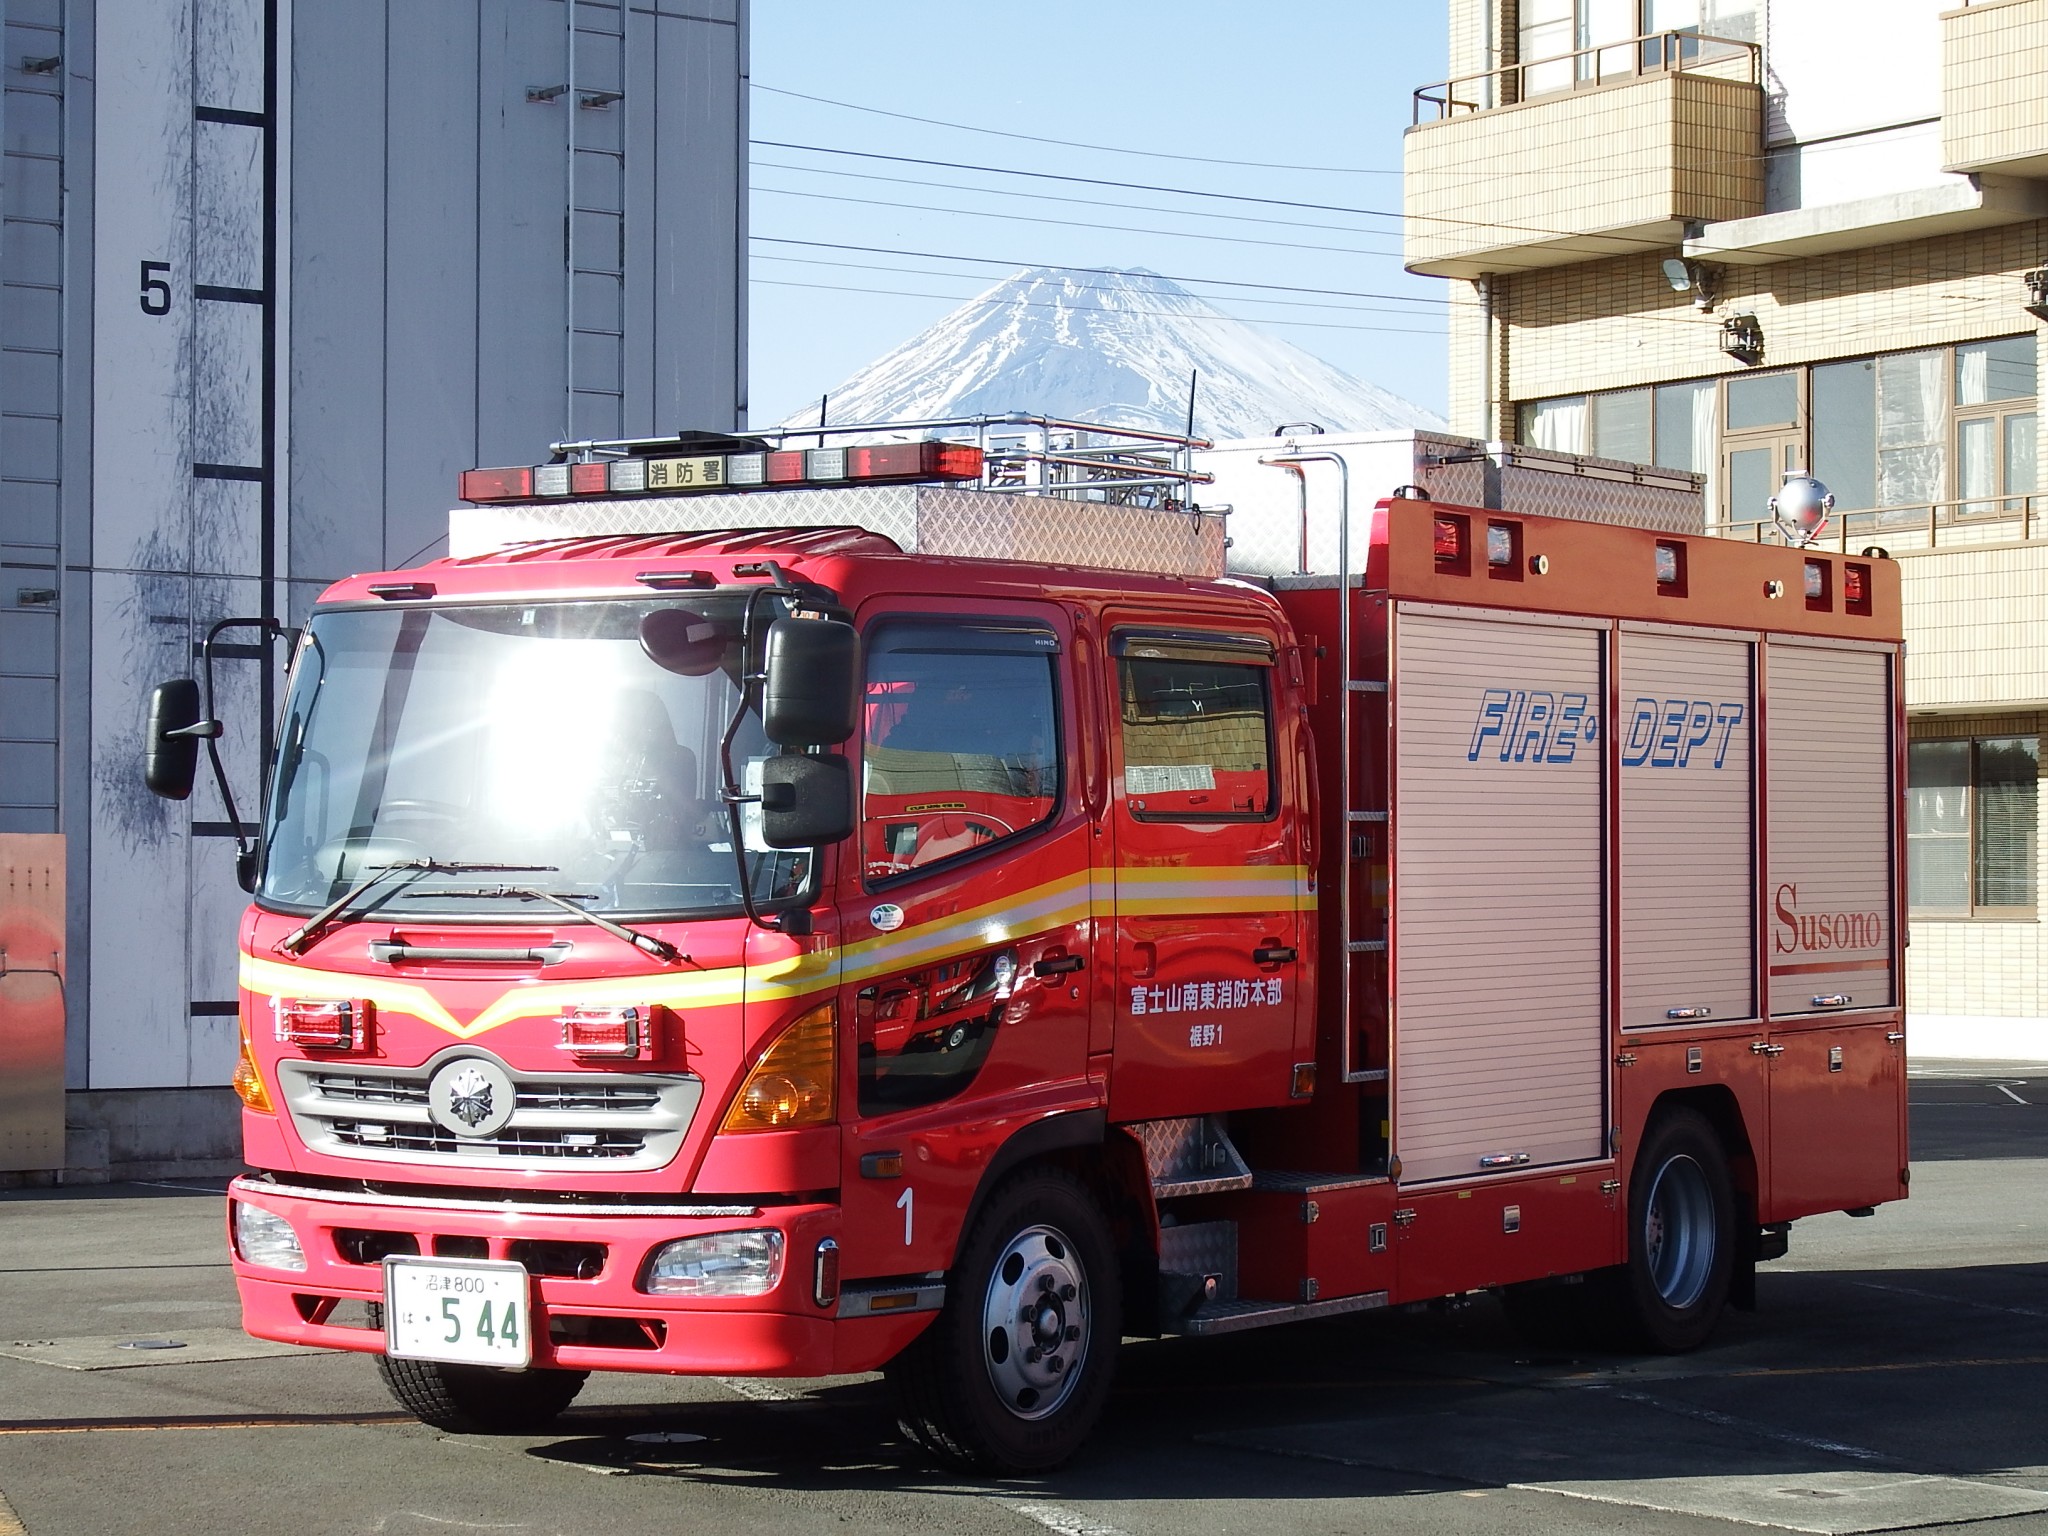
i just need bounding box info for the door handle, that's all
[1253,945,1297,966]
[1033,953,1085,978]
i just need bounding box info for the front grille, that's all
[327,1121,649,1159]
[278,1055,701,1173]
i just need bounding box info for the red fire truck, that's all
[144,417,1907,1472]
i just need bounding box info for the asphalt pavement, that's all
[1,1063,2044,1536]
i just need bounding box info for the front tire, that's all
[1611,1107,1735,1352]
[375,1355,588,1434]
[887,1168,1121,1471]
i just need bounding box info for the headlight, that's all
[642,1230,785,1298]
[232,1201,307,1272]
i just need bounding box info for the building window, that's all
[1519,382,1717,494]
[1908,735,2040,918]
[1955,337,2037,515]
[1517,335,2037,526]
[1517,0,1757,97]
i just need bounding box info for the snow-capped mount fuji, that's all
[775,267,1444,440]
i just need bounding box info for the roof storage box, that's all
[1199,430,1705,579]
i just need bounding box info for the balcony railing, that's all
[1412,31,1760,124]
[1716,494,2046,554]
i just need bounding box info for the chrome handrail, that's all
[1413,31,1760,123]
[1713,493,2043,552]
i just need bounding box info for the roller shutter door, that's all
[1619,628,1756,1029]
[1392,606,1607,1185]
[1765,642,1896,1016]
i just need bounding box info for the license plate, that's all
[383,1256,532,1367]
[641,454,726,492]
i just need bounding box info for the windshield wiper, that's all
[277,860,557,956]
[425,885,685,964]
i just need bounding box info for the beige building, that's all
[1406,0,2045,1059]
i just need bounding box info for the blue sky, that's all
[745,3,1453,428]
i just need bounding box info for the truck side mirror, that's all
[761,618,859,746]
[144,679,204,800]
[759,753,853,848]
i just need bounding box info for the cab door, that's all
[1106,620,1308,1121]
[837,606,1097,1280]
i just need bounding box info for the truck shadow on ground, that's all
[514,1255,2048,1513]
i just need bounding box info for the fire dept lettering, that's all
[1620,697,1746,769]
[1129,978,1282,1015]
[1467,689,1598,764]
[1773,882,1884,953]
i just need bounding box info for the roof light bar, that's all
[457,441,985,504]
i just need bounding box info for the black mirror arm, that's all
[718,585,784,934]
[716,580,846,935]
[196,616,286,869]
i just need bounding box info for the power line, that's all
[754,184,1405,260]
[750,82,1405,177]
[754,139,1400,223]
[754,136,1933,271]
[752,277,1448,337]
[747,236,1453,306]
[751,251,1452,319]
[751,157,1400,239]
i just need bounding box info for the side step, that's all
[1172,1290,1390,1337]
[1133,1115,1253,1198]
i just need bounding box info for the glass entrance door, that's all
[1724,434,1805,529]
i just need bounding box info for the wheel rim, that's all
[1642,1153,1716,1309]
[980,1222,1090,1421]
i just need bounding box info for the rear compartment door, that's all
[1391,605,1607,1185]
[1618,625,1757,1029]
[1763,637,1904,1216]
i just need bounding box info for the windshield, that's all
[258,598,810,917]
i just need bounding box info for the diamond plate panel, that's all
[1131,1113,1254,1196]
[447,486,928,557]
[916,489,1225,577]
[450,485,1227,577]
[1158,1218,1239,1312]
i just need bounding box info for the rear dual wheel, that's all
[888,1169,1121,1472]
[1616,1107,1735,1352]
[1501,1106,1734,1354]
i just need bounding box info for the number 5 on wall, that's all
[140,260,171,315]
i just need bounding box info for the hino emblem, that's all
[426,1056,517,1139]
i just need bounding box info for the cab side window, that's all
[1116,634,1274,821]
[862,621,1061,883]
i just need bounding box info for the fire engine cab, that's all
[144,416,1907,1472]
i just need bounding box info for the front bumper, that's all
[228,1176,930,1377]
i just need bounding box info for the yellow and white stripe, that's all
[237,864,1313,1042]
[1112,865,1316,918]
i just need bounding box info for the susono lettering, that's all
[1773,882,1885,953]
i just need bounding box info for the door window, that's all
[1115,635,1274,821]
[861,621,1060,885]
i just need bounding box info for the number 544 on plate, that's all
[383,1255,532,1367]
